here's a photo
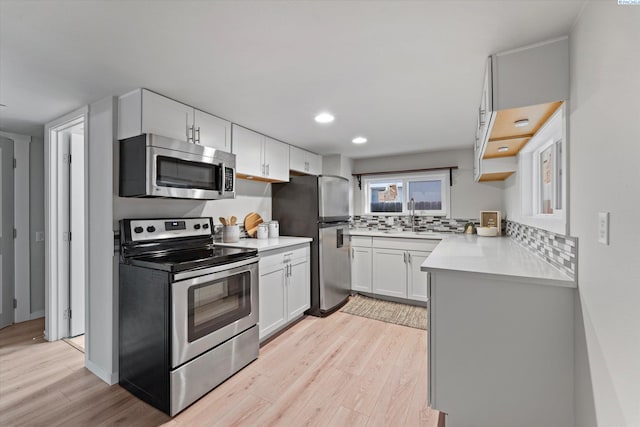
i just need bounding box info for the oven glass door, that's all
[172,258,258,368]
[188,271,251,342]
[156,156,221,191]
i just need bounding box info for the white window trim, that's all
[362,171,450,217]
[519,104,567,234]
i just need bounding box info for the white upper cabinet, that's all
[474,37,569,182]
[263,137,290,182]
[290,145,322,175]
[193,109,231,151]
[117,89,231,151]
[232,125,290,182]
[232,125,264,177]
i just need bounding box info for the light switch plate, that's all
[35,231,45,242]
[598,212,609,245]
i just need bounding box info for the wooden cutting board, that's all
[244,212,263,237]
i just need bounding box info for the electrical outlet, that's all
[598,212,609,245]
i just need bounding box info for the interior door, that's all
[69,133,85,337]
[0,137,15,329]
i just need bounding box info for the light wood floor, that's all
[0,313,439,426]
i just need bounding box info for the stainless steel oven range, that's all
[118,217,258,416]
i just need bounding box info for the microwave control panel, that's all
[224,167,234,192]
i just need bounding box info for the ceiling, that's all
[0,0,585,158]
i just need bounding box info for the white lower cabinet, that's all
[350,235,438,302]
[372,248,408,298]
[286,256,310,319]
[258,244,310,342]
[351,246,372,293]
[408,251,430,302]
[258,262,287,339]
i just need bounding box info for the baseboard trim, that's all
[85,359,118,385]
[30,310,45,320]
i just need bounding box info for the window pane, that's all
[540,144,554,214]
[408,180,442,211]
[369,182,403,212]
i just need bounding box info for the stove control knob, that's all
[202,223,209,229]
[147,226,156,233]
[134,226,144,234]
[194,224,201,230]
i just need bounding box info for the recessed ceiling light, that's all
[352,137,367,144]
[514,119,529,128]
[314,112,335,124]
[497,146,509,153]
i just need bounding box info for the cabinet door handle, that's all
[195,126,201,144]
[408,252,411,263]
[187,125,194,143]
[403,252,407,263]
[478,107,486,126]
[266,164,270,176]
[262,164,265,176]
[351,248,354,259]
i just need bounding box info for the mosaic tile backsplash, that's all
[505,220,577,280]
[351,215,482,233]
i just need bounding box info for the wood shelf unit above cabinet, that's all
[483,101,562,159]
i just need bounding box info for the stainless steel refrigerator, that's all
[272,175,350,316]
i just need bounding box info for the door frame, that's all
[44,106,89,346]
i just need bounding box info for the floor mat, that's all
[340,294,427,330]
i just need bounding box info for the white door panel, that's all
[69,133,85,337]
[0,137,15,329]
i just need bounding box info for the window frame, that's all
[518,104,567,234]
[363,171,450,217]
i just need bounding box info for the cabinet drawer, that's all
[372,237,440,252]
[259,244,309,268]
[350,236,372,247]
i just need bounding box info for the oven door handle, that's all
[172,257,258,282]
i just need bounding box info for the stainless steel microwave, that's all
[119,134,235,200]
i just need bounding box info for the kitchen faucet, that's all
[409,198,416,232]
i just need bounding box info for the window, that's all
[518,104,567,234]
[364,172,449,216]
[536,139,563,214]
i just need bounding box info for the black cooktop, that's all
[125,246,257,273]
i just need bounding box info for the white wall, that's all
[570,3,640,427]
[86,97,117,384]
[29,136,45,317]
[113,180,271,228]
[352,148,504,218]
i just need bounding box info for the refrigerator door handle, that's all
[336,228,344,248]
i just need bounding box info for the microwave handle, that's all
[219,162,225,194]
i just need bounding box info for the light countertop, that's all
[348,229,449,240]
[420,234,575,288]
[214,236,312,252]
